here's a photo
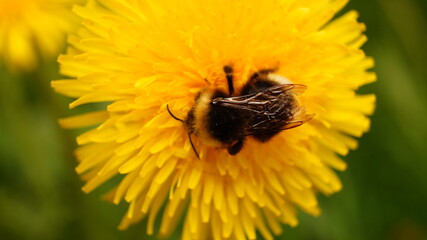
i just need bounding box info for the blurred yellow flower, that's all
[52,0,376,239]
[0,0,83,71]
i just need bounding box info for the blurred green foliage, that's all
[1,0,426,239]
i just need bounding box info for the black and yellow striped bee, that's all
[168,66,314,158]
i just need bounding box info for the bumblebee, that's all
[167,66,314,157]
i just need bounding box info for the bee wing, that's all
[211,84,307,112]
[212,84,313,137]
[281,113,315,130]
[287,84,307,95]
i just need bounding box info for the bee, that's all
[167,66,314,158]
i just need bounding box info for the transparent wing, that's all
[212,84,313,136]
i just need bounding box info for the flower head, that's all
[0,0,83,71]
[53,0,376,239]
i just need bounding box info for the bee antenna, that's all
[188,133,200,160]
[167,104,200,159]
[166,104,184,123]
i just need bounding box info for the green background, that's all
[1,0,426,239]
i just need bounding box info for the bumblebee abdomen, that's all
[259,93,296,140]
[240,78,297,142]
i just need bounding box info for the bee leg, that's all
[223,65,235,95]
[227,139,244,155]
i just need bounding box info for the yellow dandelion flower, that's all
[0,0,84,71]
[53,0,376,239]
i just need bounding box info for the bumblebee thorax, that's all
[186,89,243,148]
